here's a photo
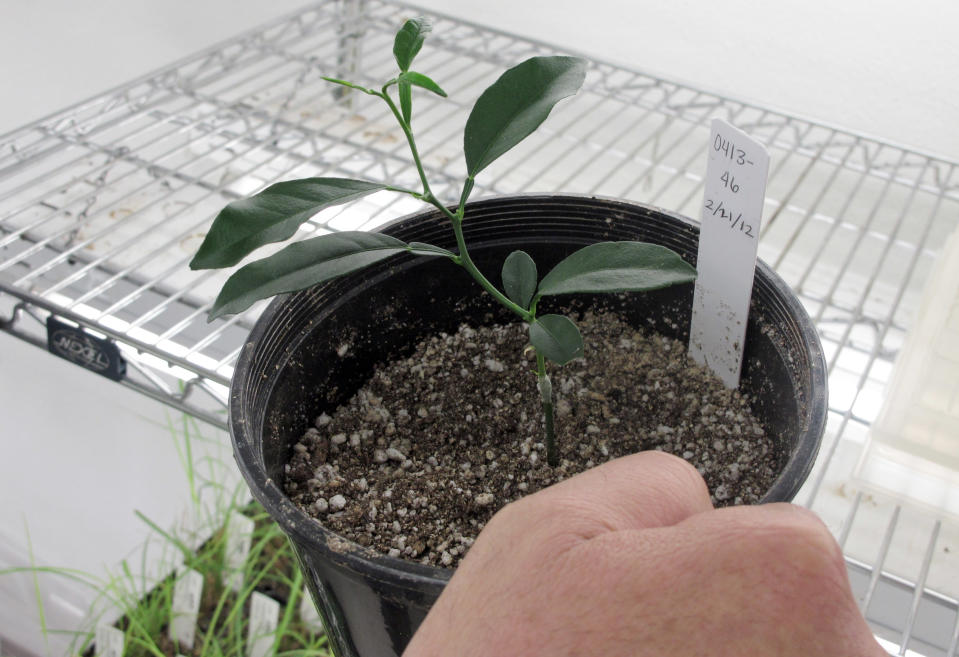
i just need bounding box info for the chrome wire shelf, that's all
[1,1,958,653]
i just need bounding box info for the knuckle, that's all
[485,492,569,541]
[783,507,843,560]
[484,494,530,532]
[655,451,710,496]
[744,506,847,584]
[635,450,712,514]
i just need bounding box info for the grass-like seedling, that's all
[190,18,697,466]
[1,416,329,657]
[3,507,329,657]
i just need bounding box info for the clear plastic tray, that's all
[854,224,959,520]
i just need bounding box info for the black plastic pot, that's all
[229,195,827,657]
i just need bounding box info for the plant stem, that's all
[458,176,475,211]
[376,87,532,322]
[536,352,557,466]
[446,210,533,321]
[377,83,561,464]
[376,88,434,200]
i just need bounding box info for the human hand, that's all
[404,451,886,657]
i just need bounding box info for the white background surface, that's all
[1,1,955,654]
[0,333,239,656]
[3,0,957,160]
[1,4,304,654]
[418,0,959,161]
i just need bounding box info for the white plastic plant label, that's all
[247,592,280,657]
[689,118,770,388]
[225,511,255,593]
[299,585,326,634]
[170,567,204,649]
[95,623,124,657]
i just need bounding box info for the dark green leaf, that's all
[408,242,456,257]
[529,314,583,366]
[393,18,431,72]
[399,71,448,98]
[464,56,587,177]
[190,178,385,270]
[208,233,452,319]
[536,241,696,298]
[399,79,413,125]
[502,250,537,309]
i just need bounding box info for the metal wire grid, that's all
[1,0,958,652]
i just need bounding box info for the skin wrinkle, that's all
[563,530,737,651]
[495,497,587,557]
[662,513,862,655]
[523,453,715,568]
[606,534,799,655]
[403,453,886,657]
[540,452,714,536]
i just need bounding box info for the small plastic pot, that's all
[229,195,827,657]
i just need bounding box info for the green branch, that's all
[374,87,532,323]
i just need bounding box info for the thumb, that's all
[513,451,714,544]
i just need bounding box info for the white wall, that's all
[412,0,959,161]
[0,0,309,134]
[0,333,242,656]
[0,3,303,655]
[3,2,955,159]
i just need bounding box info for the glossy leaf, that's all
[529,314,583,366]
[190,178,385,270]
[397,72,446,126]
[399,79,413,124]
[502,250,538,309]
[408,241,457,257]
[399,71,448,98]
[537,242,696,298]
[464,56,587,177]
[393,18,431,72]
[208,232,454,319]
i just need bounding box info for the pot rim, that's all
[229,193,827,591]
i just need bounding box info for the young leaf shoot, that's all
[191,19,696,465]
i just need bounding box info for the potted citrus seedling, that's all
[190,19,826,657]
